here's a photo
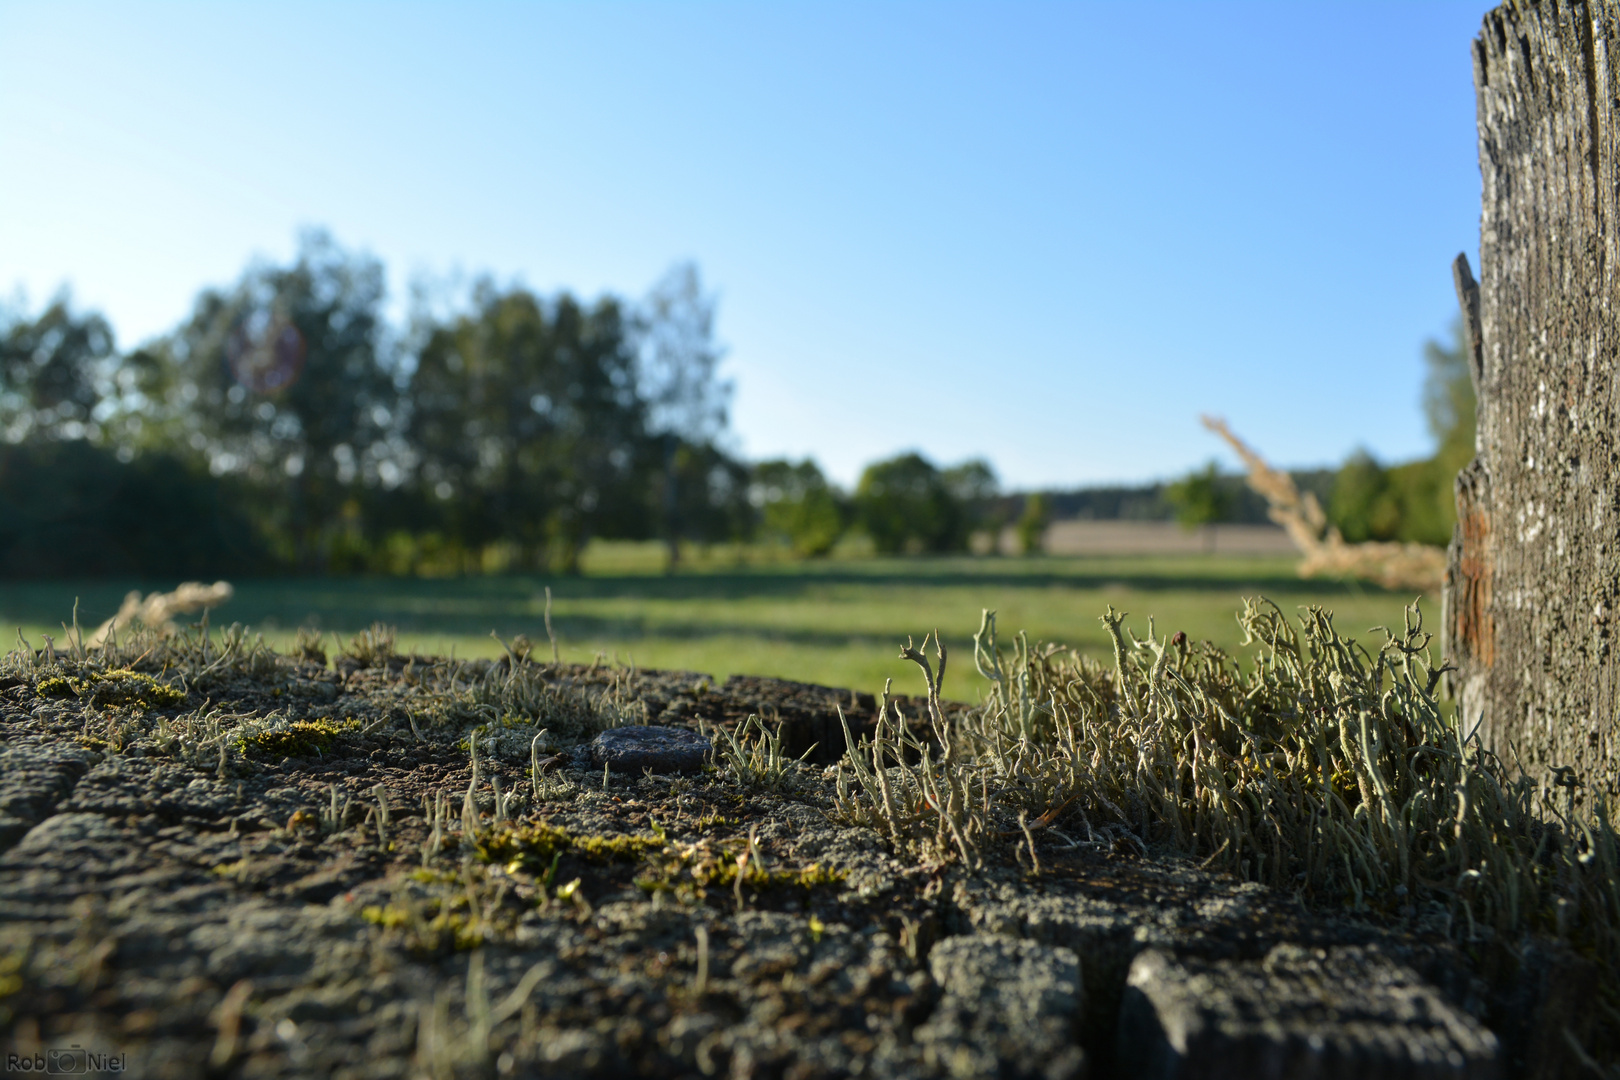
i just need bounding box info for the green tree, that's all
[660,439,753,555]
[942,458,1000,545]
[0,440,267,577]
[637,263,733,568]
[1424,315,1475,453]
[0,295,117,444]
[409,282,646,573]
[1016,492,1050,555]
[1422,316,1475,540]
[752,458,848,556]
[1328,450,1401,542]
[145,231,402,571]
[1321,320,1474,549]
[854,452,966,554]
[1166,461,1231,551]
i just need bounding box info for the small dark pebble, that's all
[588,725,711,773]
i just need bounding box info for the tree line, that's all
[0,233,1003,578]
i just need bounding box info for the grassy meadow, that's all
[1,540,1434,704]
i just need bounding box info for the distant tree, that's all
[146,231,402,571]
[637,263,733,568]
[638,263,731,445]
[1424,315,1475,451]
[942,458,1000,545]
[1016,492,1050,555]
[0,295,117,444]
[752,458,848,556]
[0,439,267,577]
[1166,461,1231,551]
[1328,450,1400,543]
[855,452,966,555]
[1307,320,1473,551]
[409,282,646,573]
[660,441,753,553]
[1422,316,1475,539]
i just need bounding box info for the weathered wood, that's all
[1446,0,1620,797]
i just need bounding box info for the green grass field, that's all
[0,541,1434,703]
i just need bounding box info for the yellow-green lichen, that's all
[635,843,846,898]
[361,903,483,953]
[35,676,75,698]
[692,812,735,831]
[476,821,666,873]
[37,669,185,708]
[238,718,357,760]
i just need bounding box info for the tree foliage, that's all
[1015,492,1050,555]
[145,232,402,571]
[1165,461,1231,531]
[752,459,848,557]
[1322,318,1476,548]
[0,235,756,578]
[0,296,117,444]
[0,237,1023,578]
[855,452,972,555]
[409,283,647,572]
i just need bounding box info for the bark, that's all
[1445,0,1620,799]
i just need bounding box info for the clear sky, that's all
[0,1,1491,490]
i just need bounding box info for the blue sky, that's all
[0,1,1491,489]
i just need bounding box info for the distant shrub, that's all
[854,452,967,555]
[1328,449,1454,547]
[751,458,848,557]
[0,441,271,578]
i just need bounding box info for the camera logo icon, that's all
[48,1046,88,1074]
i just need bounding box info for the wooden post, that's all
[1445,1,1620,799]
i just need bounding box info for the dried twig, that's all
[1200,415,1443,593]
[87,581,234,648]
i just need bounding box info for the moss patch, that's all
[238,718,357,760]
[36,669,185,709]
[35,675,74,698]
[361,903,483,954]
[476,821,666,873]
[635,840,846,899]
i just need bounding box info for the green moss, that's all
[635,846,846,897]
[361,902,483,952]
[0,947,24,1000]
[90,669,186,708]
[37,669,185,708]
[238,718,356,760]
[35,676,74,698]
[361,904,411,929]
[692,812,735,831]
[690,859,845,891]
[476,821,665,873]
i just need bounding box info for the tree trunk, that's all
[1445,0,1620,800]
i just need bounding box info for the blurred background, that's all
[0,1,1491,693]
